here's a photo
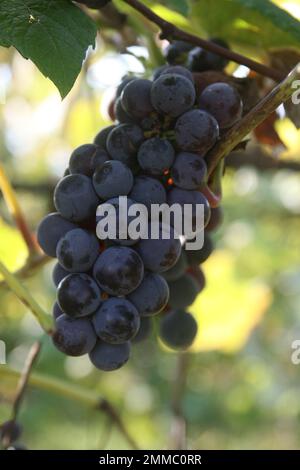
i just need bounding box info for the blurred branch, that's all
[169,353,189,450]
[226,150,300,172]
[0,260,53,335]
[0,163,40,256]
[122,0,284,81]
[0,253,51,290]
[0,366,138,450]
[207,64,300,178]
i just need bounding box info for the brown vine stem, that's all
[169,353,190,450]
[122,0,283,81]
[207,63,300,178]
[0,366,138,450]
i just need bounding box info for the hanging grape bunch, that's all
[37,37,243,372]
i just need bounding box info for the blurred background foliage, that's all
[1,0,300,450]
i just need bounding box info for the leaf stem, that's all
[122,0,284,81]
[0,260,53,335]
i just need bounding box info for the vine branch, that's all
[207,63,300,177]
[122,0,284,81]
[0,366,138,450]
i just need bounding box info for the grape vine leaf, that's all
[189,0,300,52]
[0,0,97,98]
[163,0,189,16]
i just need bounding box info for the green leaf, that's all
[189,0,300,52]
[0,0,97,97]
[163,0,189,16]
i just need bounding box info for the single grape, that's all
[69,144,109,176]
[171,152,207,190]
[57,273,102,317]
[52,262,69,287]
[187,265,206,291]
[93,160,133,200]
[159,310,198,350]
[54,174,99,223]
[137,137,175,176]
[56,228,99,272]
[168,273,201,309]
[121,79,154,119]
[93,246,144,296]
[206,206,223,232]
[152,65,169,80]
[107,124,144,168]
[128,272,169,316]
[175,109,219,153]
[94,125,116,150]
[130,176,167,211]
[162,251,188,282]
[136,223,182,273]
[151,74,195,117]
[132,317,152,344]
[92,298,140,344]
[187,38,230,72]
[199,82,243,129]
[52,314,97,357]
[164,40,194,65]
[89,341,130,371]
[114,97,134,124]
[167,187,211,233]
[185,233,214,265]
[53,302,63,320]
[37,212,77,257]
[116,76,135,98]
[160,65,194,83]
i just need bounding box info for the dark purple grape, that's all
[159,309,198,350]
[175,109,219,153]
[69,144,109,176]
[53,302,63,320]
[89,341,130,371]
[52,314,97,357]
[93,246,144,296]
[57,273,102,317]
[52,262,69,287]
[167,187,211,233]
[206,206,223,232]
[160,65,194,83]
[151,74,195,117]
[164,41,194,65]
[187,38,230,72]
[114,97,134,124]
[199,82,243,129]
[121,79,154,119]
[54,174,99,223]
[116,76,135,98]
[168,273,201,309]
[185,233,214,265]
[93,160,133,200]
[92,298,140,344]
[56,228,99,272]
[128,272,169,317]
[37,212,77,257]
[107,124,144,168]
[136,223,182,273]
[171,152,207,190]
[152,65,169,80]
[162,251,188,282]
[94,125,116,150]
[132,317,152,344]
[137,137,175,176]
[130,176,167,211]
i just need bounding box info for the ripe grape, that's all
[185,234,214,265]
[159,310,198,350]
[206,206,224,232]
[37,213,77,257]
[107,124,144,168]
[53,314,97,357]
[94,125,116,149]
[132,317,152,344]
[168,273,201,309]
[128,272,169,316]
[89,341,130,371]
[164,41,194,65]
[52,262,69,287]
[92,298,140,344]
[69,144,108,176]
[167,187,211,232]
[187,265,206,291]
[93,160,133,200]
[54,174,99,222]
[162,251,188,282]
[56,228,99,272]
[130,176,167,211]
[175,109,219,153]
[93,246,144,296]
[116,76,135,97]
[53,302,63,320]
[160,65,194,83]
[57,273,102,317]
[137,137,175,176]
[171,152,207,190]
[151,74,195,117]
[187,38,229,72]
[114,97,134,124]
[121,79,154,119]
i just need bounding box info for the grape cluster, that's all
[38,46,242,371]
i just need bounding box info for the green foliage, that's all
[189,0,300,52]
[0,0,97,97]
